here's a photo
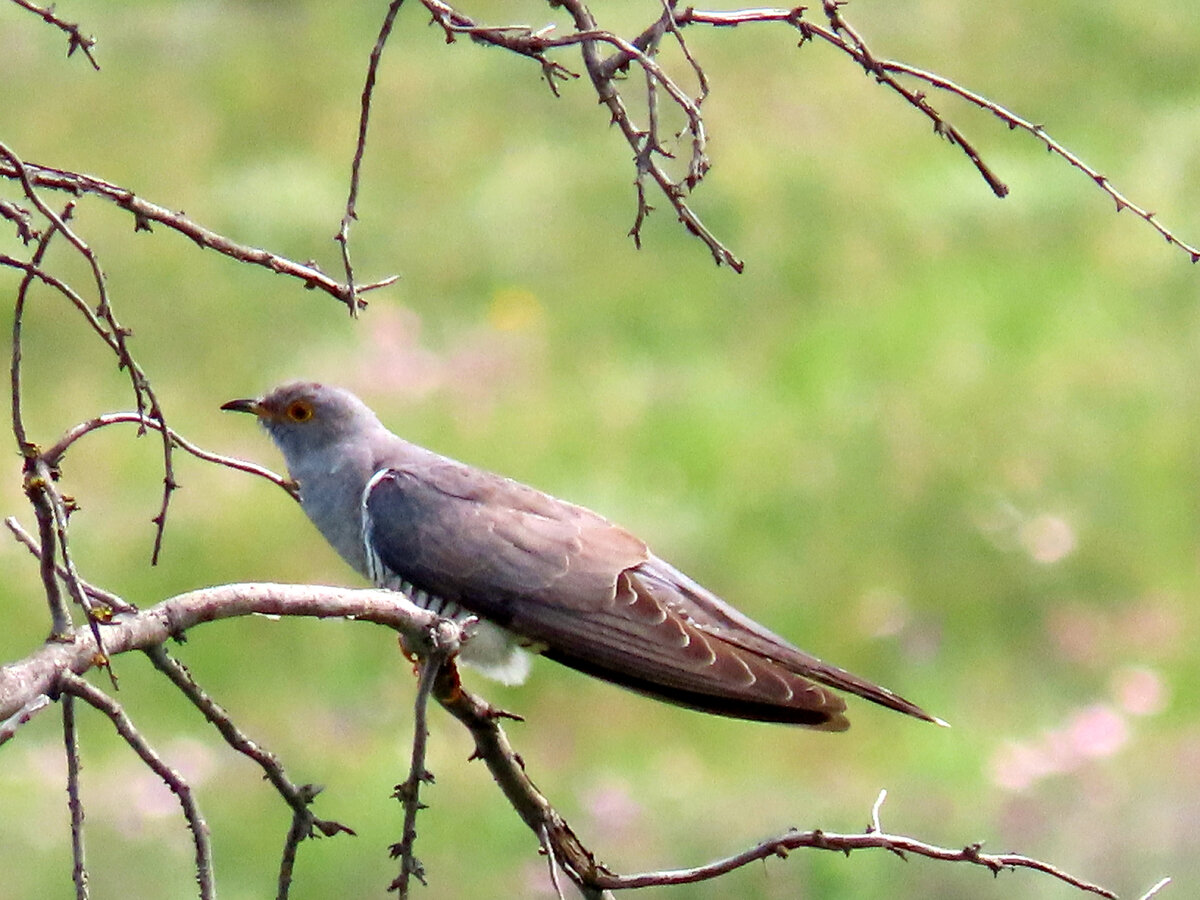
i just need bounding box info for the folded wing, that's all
[364,459,934,729]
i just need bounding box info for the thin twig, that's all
[538,823,567,900]
[337,0,408,317]
[876,57,1200,261]
[593,825,1116,896]
[868,788,886,833]
[389,618,463,896]
[22,454,116,686]
[26,461,72,638]
[62,693,89,900]
[278,802,317,900]
[417,0,742,270]
[674,4,1199,263]
[144,646,353,838]
[1137,876,1172,900]
[57,672,216,900]
[0,693,52,746]
[0,141,176,563]
[0,159,397,309]
[0,198,38,244]
[8,185,61,458]
[9,0,100,69]
[42,411,298,500]
[5,516,136,613]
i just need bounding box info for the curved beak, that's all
[220,397,263,416]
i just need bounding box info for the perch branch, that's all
[0,584,449,722]
[0,583,1134,898]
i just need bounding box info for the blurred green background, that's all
[1,1,1198,897]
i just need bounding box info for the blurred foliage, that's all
[1,0,1199,897]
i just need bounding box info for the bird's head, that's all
[221,381,382,463]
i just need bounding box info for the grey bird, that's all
[223,381,942,731]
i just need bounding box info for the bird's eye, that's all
[286,400,314,422]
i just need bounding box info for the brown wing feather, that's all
[366,458,930,728]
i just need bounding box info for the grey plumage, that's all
[223,381,942,731]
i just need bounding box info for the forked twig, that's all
[144,646,354,839]
[57,671,215,900]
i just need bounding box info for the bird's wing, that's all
[364,461,930,728]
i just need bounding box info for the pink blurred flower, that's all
[1111,666,1167,717]
[1067,704,1129,759]
[1019,513,1076,564]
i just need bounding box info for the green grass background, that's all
[1,1,1198,897]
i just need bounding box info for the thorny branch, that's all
[336,0,408,317]
[62,693,87,900]
[143,646,355,839]
[9,0,100,70]
[57,671,216,900]
[0,581,1149,898]
[0,158,398,311]
[434,670,1146,898]
[0,141,177,564]
[389,621,462,896]
[373,0,1200,268]
[1,2,1191,897]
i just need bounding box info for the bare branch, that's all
[415,0,742,270]
[58,671,215,900]
[432,665,606,888]
[388,645,446,894]
[677,4,1199,263]
[0,159,398,310]
[1,140,177,562]
[876,58,1200,262]
[6,516,136,614]
[0,693,52,746]
[62,693,89,900]
[41,411,298,500]
[143,646,354,839]
[8,0,100,70]
[0,584,446,721]
[337,0,408,317]
[592,817,1117,896]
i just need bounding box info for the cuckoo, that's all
[223,381,942,731]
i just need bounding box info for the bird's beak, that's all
[220,397,264,416]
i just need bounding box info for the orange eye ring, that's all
[286,400,314,422]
